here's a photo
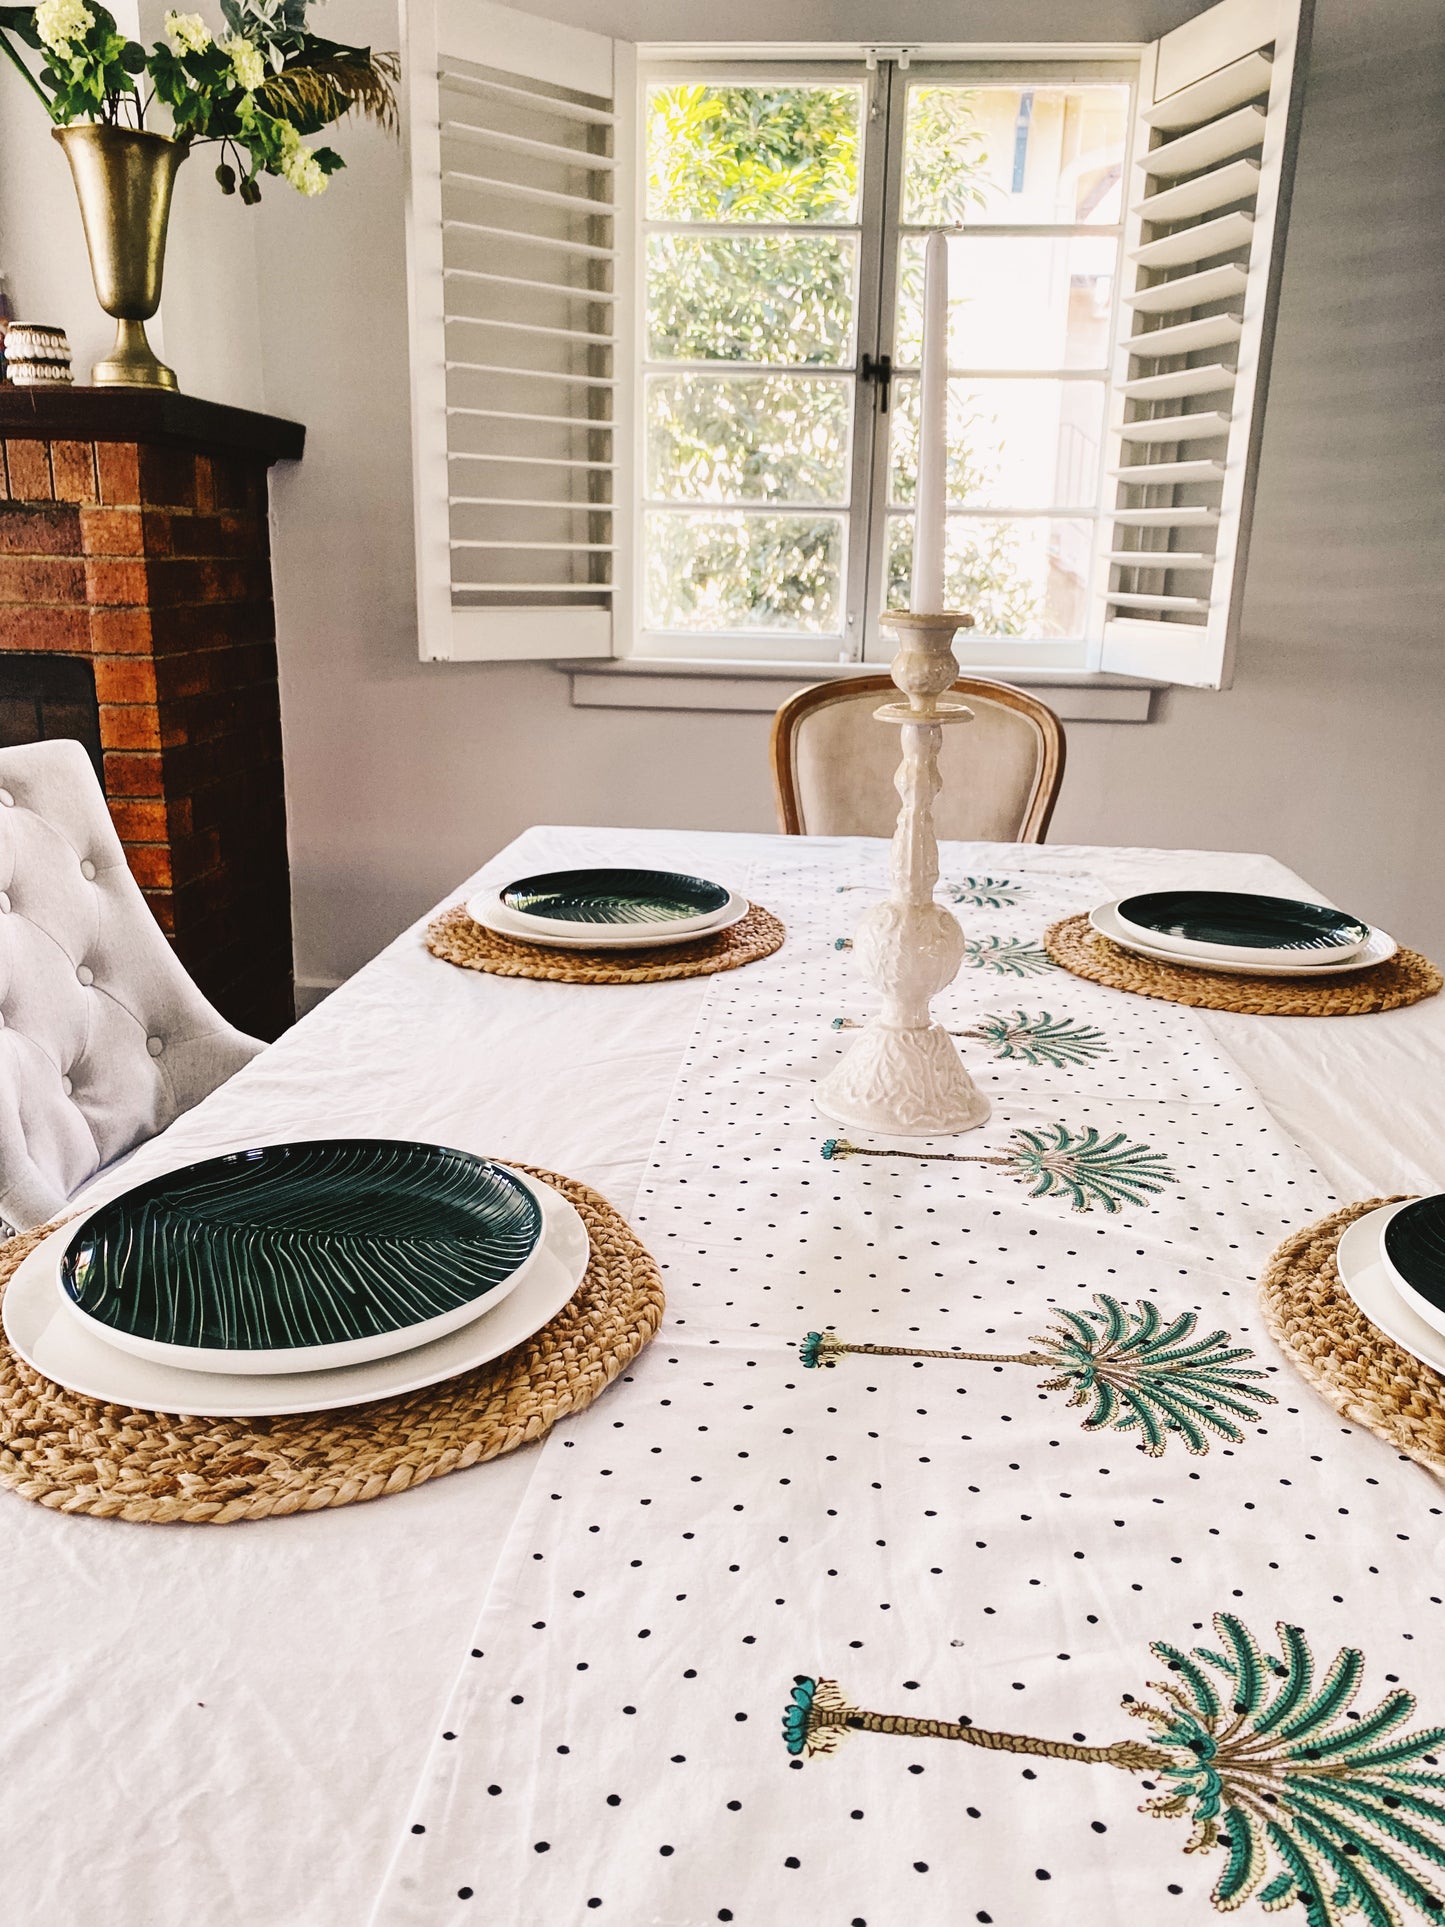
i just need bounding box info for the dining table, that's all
[5,823,1443,1927]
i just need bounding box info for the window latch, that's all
[861,352,892,414]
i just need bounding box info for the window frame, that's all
[630,51,1139,672]
[632,59,885,665]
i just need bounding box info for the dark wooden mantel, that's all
[0,385,305,1037]
[0,386,305,463]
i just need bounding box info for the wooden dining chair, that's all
[770,674,1066,842]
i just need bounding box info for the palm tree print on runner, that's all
[798,1294,1275,1456]
[832,878,1021,907]
[830,1010,1108,1069]
[947,876,1022,908]
[782,1614,1445,1924]
[964,934,1057,976]
[822,1122,1176,1214]
[834,935,1057,972]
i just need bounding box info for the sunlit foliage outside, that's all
[643,81,1043,640]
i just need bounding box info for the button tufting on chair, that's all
[0,739,266,1232]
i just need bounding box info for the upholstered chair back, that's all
[771,674,1067,842]
[0,739,264,1231]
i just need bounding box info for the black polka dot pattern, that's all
[375,850,1443,1925]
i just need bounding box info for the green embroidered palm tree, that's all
[782,1614,1445,1925]
[798,1294,1275,1456]
[963,934,1057,976]
[830,1010,1108,1070]
[962,1010,1109,1066]
[822,1121,1176,1214]
[947,876,1021,907]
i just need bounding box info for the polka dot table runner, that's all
[373,853,1445,1927]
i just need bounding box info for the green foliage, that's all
[965,1010,1108,1067]
[901,86,993,223]
[1004,1121,1176,1213]
[647,373,850,505]
[647,82,860,224]
[647,233,854,366]
[645,510,841,635]
[1034,1294,1275,1453]
[0,1,138,121]
[1135,1613,1445,1923]
[0,0,392,201]
[645,79,1044,636]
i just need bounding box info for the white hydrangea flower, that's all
[222,33,265,91]
[164,10,212,53]
[35,0,95,51]
[279,141,328,196]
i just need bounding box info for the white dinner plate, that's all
[466,888,749,951]
[1089,900,1398,977]
[53,1156,552,1377]
[1334,1201,1445,1376]
[1112,891,1369,968]
[1377,1196,1445,1340]
[2,1170,592,1418]
[498,866,739,941]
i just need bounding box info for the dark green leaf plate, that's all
[1381,1194,1445,1338]
[58,1140,545,1375]
[1114,890,1369,967]
[500,866,731,936]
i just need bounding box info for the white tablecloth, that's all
[4,828,1442,1927]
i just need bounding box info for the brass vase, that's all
[53,124,189,391]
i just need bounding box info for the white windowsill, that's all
[559,658,1162,721]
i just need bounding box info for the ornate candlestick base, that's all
[816,612,991,1138]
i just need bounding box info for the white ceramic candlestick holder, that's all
[816,611,991,1137]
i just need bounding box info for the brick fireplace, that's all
[0,388,304,1039]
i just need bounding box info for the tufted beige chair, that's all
[0,739,264,1232]
[771,674,1066,842]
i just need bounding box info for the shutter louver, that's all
[405,0,634,660]
[1097,0,1309,688]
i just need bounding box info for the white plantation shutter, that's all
[1095,0,1308,688]
[404,0,635,661]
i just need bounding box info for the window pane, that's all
[646,234,858,364]
[646,83,863,224]
[896,233,1117,370]
[889,377,1105,511]
[886,516,1092,636]
[645,512,844,633]
[902,84,1128,226]
[647,374,852,505]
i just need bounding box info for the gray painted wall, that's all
[2,0,1441,991]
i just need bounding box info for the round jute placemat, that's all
[1044,914,1442,1017]
[1259,1198,1444,1478]
[0,1165,664,1524]
[426,901,785,984]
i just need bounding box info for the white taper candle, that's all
[910,229,949,614]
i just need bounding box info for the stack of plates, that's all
[467,866,747,951]
[1089,890,1397,977]
[1336,1195,1445,1375]
[1,1139,591,1417]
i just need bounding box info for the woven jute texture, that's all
[1044,914,1443,1017]
[1259,1199,1444,1478]
[426,901,785,984]
[0,1165,664,1525]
